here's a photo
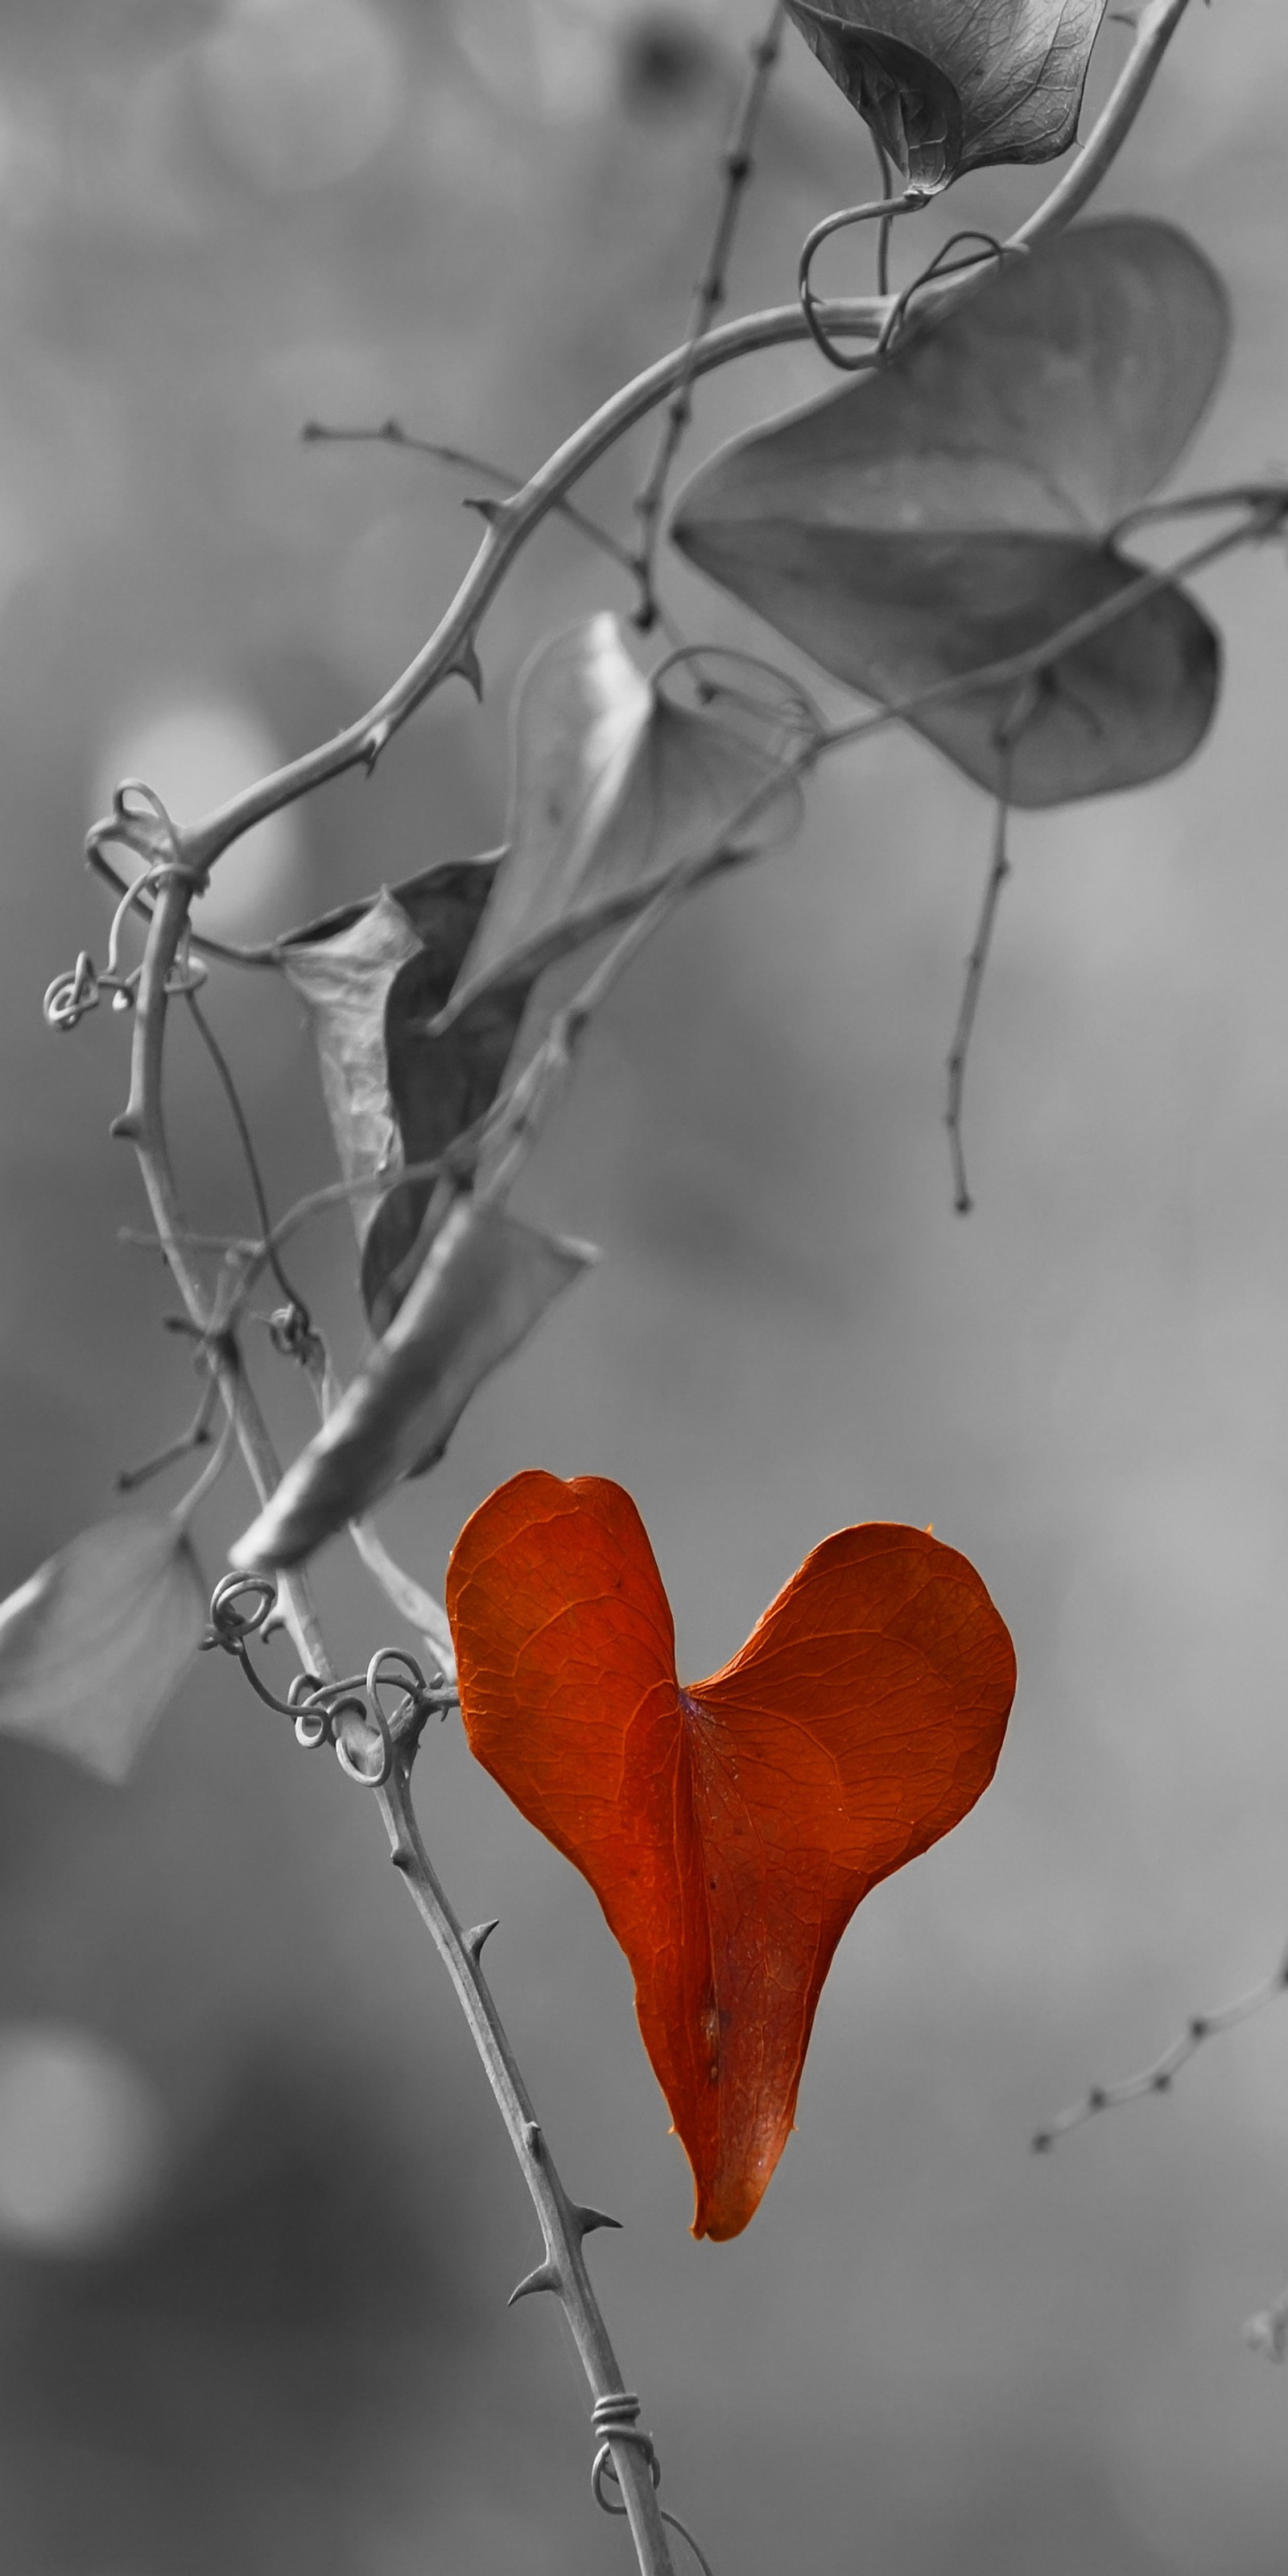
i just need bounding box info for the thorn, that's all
[523,2120,543,2157]
[109,1112,140,1141]
[361,720,391,774]
[572,2203,623,2239]
[450,639,484,701]
[507,2259,562,2307]
[463,493,503,525]
[464,1918,499,1963]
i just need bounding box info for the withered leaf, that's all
[230,1203,596,1571]
[279,856,506,1326]
[672,220,1228,805]
[0,1516,207,1783]
[439,615,805,1027]
[786,0,1105,188]
[448,1472,1016,2238]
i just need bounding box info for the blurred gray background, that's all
[1,2,1286,2569]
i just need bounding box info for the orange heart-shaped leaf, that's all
[447,1472,1016,2239]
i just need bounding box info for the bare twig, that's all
[820,502,1288,757]
[632,0,786,628]
[301,416,646,587]
[946,782,1012,1217]
[1033,1948,1288,2151]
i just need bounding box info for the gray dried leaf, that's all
[279,856,503,1322]
[672,220,1228,806]
[0,1516,207,1782]
[785,0,1105,188]
[440,615,805,1026]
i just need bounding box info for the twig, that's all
[116,1373,220,1493]
[1033,1948,1288,2151]
[1245,2287,1288,2363]
[184,985,312,1325]
[632,0,786,629]
[1009,0,1195,254]
[946,781,1012,1216]
[301,416,648,589]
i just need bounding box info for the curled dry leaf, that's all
[231,1204,596,1572]
[283,627,803,1323]
[785,0,1106,189]
[448,1472,1016,2239]
[673,219,1228,806]
[279,857,504,1327]
[0,1515,207,1783]
[438,614,807,1027]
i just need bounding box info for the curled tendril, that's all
[588,2393,715,2576]
[797,189,927,374]
[204,1570,456,1785]
[44,854,208,1034]
[875,229,1014,359]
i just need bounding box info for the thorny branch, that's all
[112,849,685,2576]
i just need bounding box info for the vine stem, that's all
[152,0,1194,886]
[114,874,679,2576]
[376,1756,679,2575]
[631,0,787,630]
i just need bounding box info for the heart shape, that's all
[448,1472,1016,2238]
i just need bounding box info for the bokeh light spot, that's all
[93,698,308,942]
[0,2023,167,2256]
[198,0,402,193]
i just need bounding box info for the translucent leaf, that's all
[0,1517,207,1783]
[230,1201,596,1571]
[279,856,503,1324]
[448,1472,1015,2237]
[672,220,1228,806]
[439,615,805,1026]
[785,0,1105,188]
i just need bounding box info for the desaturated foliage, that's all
[3,0,1286,2565]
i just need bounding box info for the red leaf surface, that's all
[448,1472,1016,2239]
